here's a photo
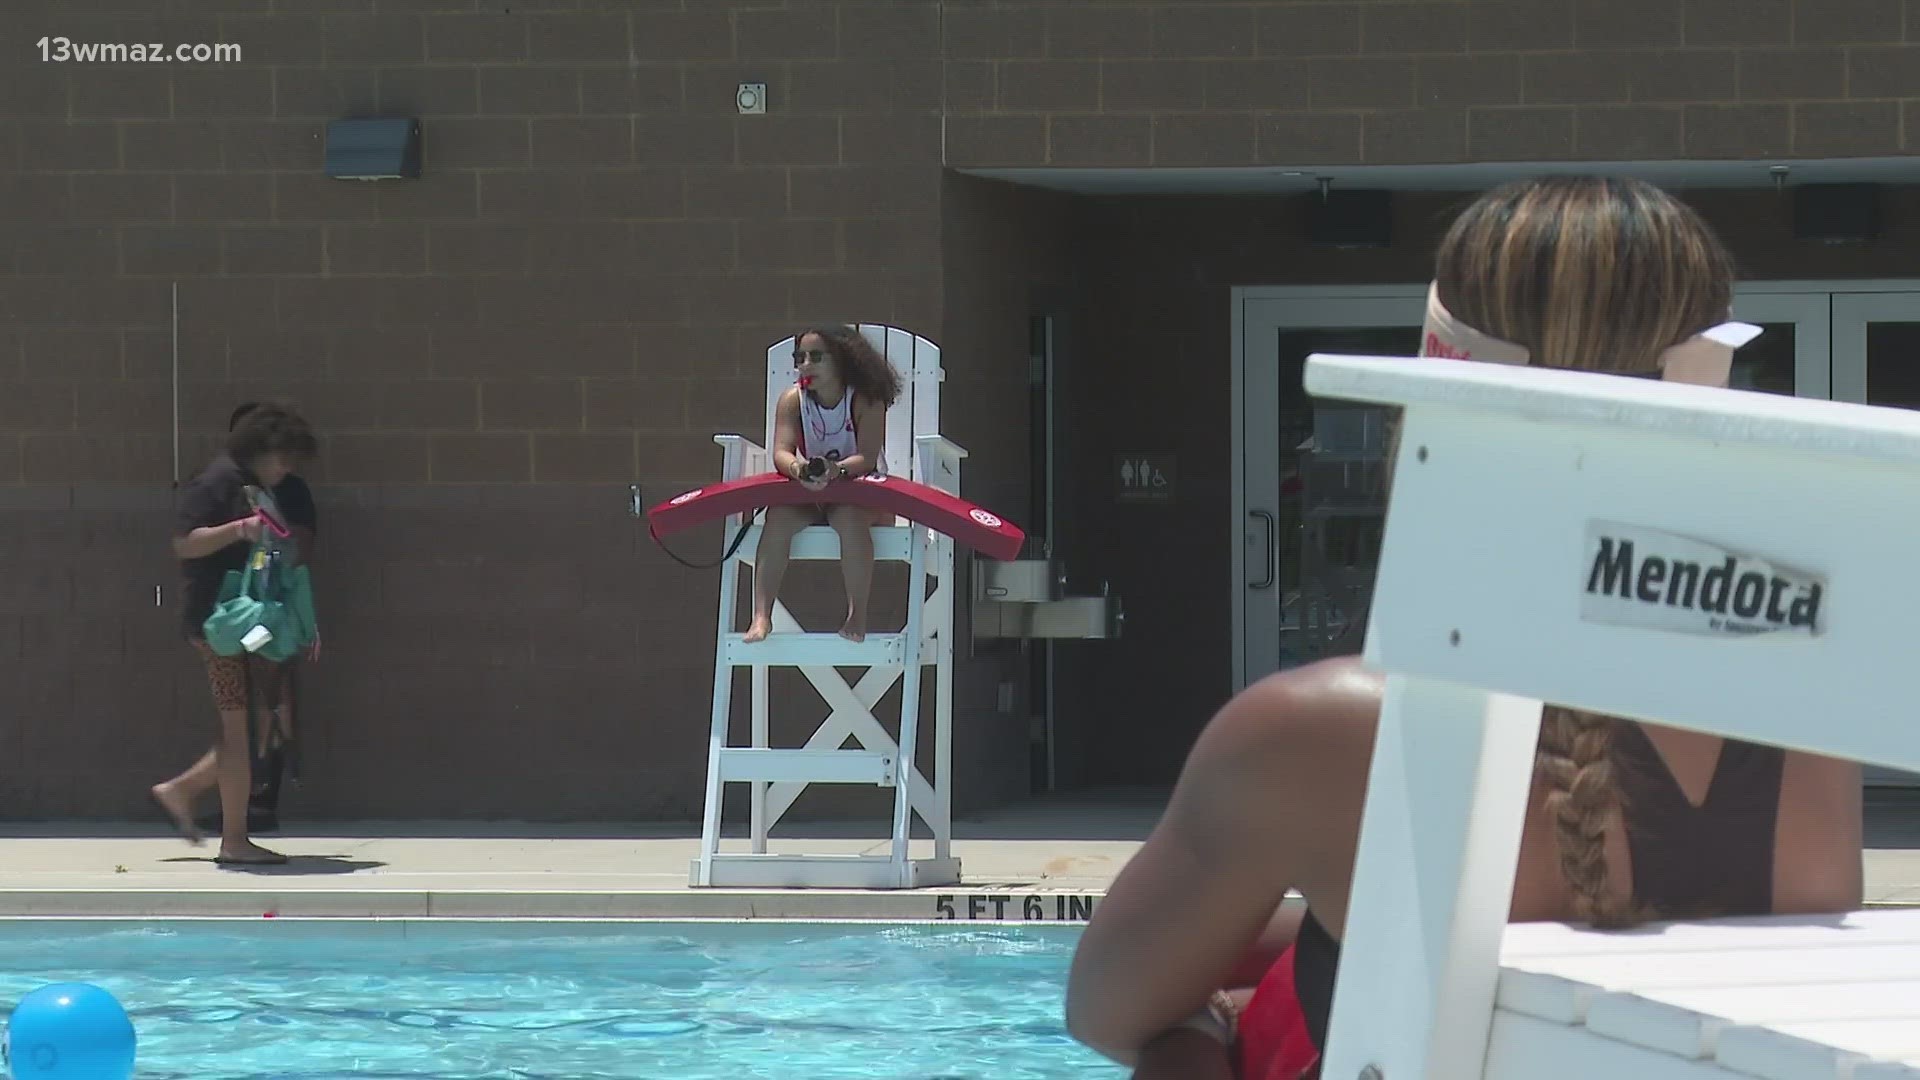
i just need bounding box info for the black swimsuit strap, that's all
[1608,721,1785,917]
[1290,908,1340,1055]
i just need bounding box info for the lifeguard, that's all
[645,326,1024,643]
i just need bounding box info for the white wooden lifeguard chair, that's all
[1306,351,1920,1080]
[692,325,965,890]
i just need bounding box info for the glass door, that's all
[1728,292,1830,399]
[1238,293,1424,687]
[1833,293,1920,406]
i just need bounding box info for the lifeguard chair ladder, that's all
[692,325,964,890]
[1306,351,1920,1080]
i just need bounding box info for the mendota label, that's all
[1580,522,1825,638]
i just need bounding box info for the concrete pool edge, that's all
[1,889,1910,922]
[0,888,1109,922]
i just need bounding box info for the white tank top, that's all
[798,388,886,475]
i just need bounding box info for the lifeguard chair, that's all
[691,324,965,889]
[1306,351,1920,1080]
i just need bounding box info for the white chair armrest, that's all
[914,435,968,494]
[713,433,765,452]
[714,433,769,481]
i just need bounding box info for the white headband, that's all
[1420,282,1762,387]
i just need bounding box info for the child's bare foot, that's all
[149,783,203,846]
[743,616,772,644]
[215,842,288,866]
[837,611,867,643]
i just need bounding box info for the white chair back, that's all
[1302,352,1920,1080]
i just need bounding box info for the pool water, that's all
[0,921,1126,1079]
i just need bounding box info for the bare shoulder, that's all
[1165,656,1387,870]
[1192,657,1384,765]
[1229,656,1384,728]
[774,386,805,431]
[1773,748,1865,912]
[1781,746,1863,790]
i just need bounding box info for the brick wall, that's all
[942,0,1919,168]
[4,0,948,492]
[4,0,1918,820]
[0,0,963,823]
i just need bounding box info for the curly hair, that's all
[796,324,904,408]
[226,401,317,466]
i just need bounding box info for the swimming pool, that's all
[0,920,1125,1079]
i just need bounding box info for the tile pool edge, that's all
[2,890,1902,923]
[0,888,1106,923]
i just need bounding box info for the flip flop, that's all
[149,789,204,847]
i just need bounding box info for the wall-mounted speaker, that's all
[1792,183,1880,243]
[1306,190,1394,248]
[324,117,422,181]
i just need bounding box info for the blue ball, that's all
[4,983,135,1080]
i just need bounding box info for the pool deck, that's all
[3,794,1917,922]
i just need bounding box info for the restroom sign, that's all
[1116,452,1176,504]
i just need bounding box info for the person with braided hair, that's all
[1065,176,1866,1080]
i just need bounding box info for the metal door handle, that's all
[1249,510,1276,589]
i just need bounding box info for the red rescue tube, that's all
[647,472,1026,562]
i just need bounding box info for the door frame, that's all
[1729,291,1831,399]
[1230,278,1920,692]
[1831,291,1920,405]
